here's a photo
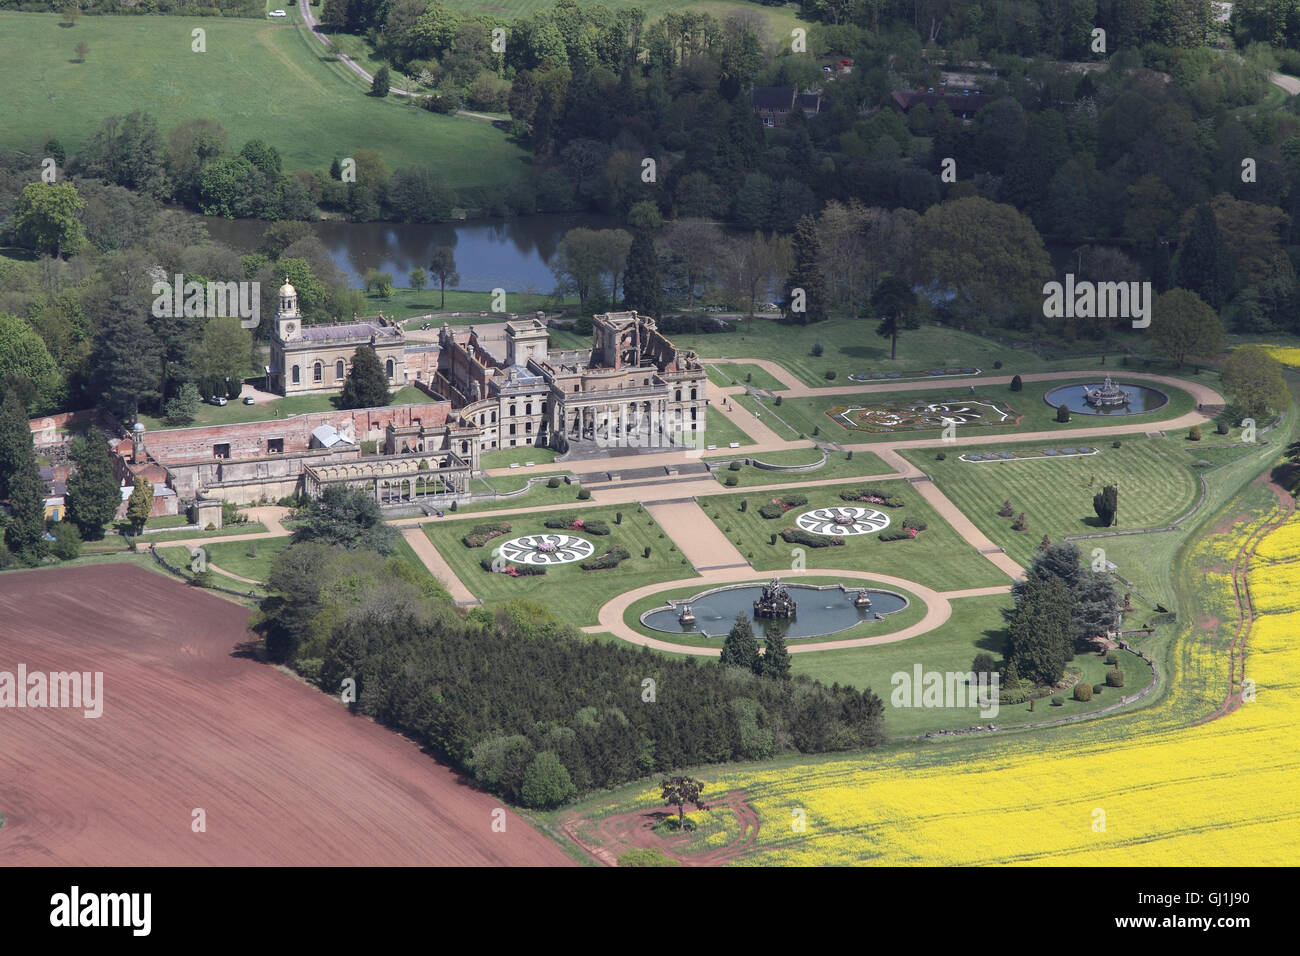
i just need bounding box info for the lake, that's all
[202,212,619,292]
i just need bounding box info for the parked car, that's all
[268,9,287,16]
[211,396,227,406]
[242,396,255,405]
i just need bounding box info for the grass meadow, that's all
[0,11,528,186]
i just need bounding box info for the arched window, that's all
[690,387,697,401]
[460,441,468,453]
[335,360,345,380]
[291,365,300,385]
[313,362,322,382]
[386,359,394,379]
[675,389,682,402]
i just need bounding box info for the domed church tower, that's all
[276,279,301,342]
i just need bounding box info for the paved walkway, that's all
[401,526,479,605]
[644,501,748,570]
[582,568,968,655]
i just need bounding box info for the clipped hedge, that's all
[758,494,809,519]
[780,527,844,548]
[462,522,511,548]
[901,516,927,531]
[1106,668,1125,688]
[1074,683,1093,702]
[879,529,916,541]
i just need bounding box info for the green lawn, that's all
[699,481,1010,592]
[705,362,788,391]
[790,594,1153,736]
[481,446,559,468]
[750,376,1198,446]
[0,11,528,187]
[902,437,1205,567]
[137,386,428,431]
[620,575,928,650]
[194,536,290,584]
[422,504,695,626]
[143,522,268,543]
[702,410,756,449]
[715,447,891,487]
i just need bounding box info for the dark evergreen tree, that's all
[762,621,791,680]
[719,612,761,671]
[65,431,120,540]
[780,215,827,325]
[1004,575,1074,685]
[371,65,391,97]
[340,345,391,409]
[4,452,46,564]
[1176,203,1236,310]
[0,389,31,500]
[1093,483,1118,527]
[872,275,920,360]
[622,230,663,317]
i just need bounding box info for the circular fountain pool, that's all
[641,583,909,639]
[1043,382,1169,415]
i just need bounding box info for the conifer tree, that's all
[3,424,46,563]
[65,430,120,540]
[719,612,761,671]
[340,345,391,409]
[1176,203,1235,309]
[762,621,791,680]
[622,230,663,318]
[780,215,827,324]
[0,389,31,499]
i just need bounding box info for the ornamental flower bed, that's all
[579,547,631,570]
[479,556,546,575]
[780,527,845,548]
[758,494,809,519]
[462,522,511,548]
[840,487,904,508]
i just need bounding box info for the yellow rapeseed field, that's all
[1261,346,1300,368]
[671,507,1300,865]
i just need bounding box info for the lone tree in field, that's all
[660,775,707,826]
[1093,483,1118,527]
[429,246,459,308]
[872,275,920,360]
[720,612,762,673]
[126,477,154,533]
[408,267,427,294]
[74,40,88,63]
[1151,288,1224,368]
[66,430,121,540]
[371,65,391,97]
[339,345,390,409]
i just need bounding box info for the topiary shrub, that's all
[1055,404,1070,423]
[615,511,622,524]
[1112,440,1122,448]
[936,452,946,460]
[1106,668,1125,688]
[547,477,561,488]
[811,342,824,356]
[1188,425,1202,441]
[998,499,1014,517]
[1074,683,1093,702]
[825,370,837,380]
[846,450,853,460]
[643,546,651,558]
[1092,683,1106,695]
[449,500,458,512]
[1050,695,1064,706]
[993,360,1002,369]
[745,372,752,382]
[1009,374,1022,391]
[577,487,591,500]
[724,475,738,486]
[729,460,742,470]
[740,500,748,512]
[1105,653,1118,665]
[1012,512,1028,531]
[774,395,783,406]
[1216,420,1230,435]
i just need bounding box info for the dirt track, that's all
[0,564,572,867]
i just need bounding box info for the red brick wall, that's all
[139,402,454,464]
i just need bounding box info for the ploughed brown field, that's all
[0,564,573,866]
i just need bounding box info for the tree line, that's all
[255,490,886,808]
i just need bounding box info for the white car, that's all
[268,9,287,17]
[211,396,228,406]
